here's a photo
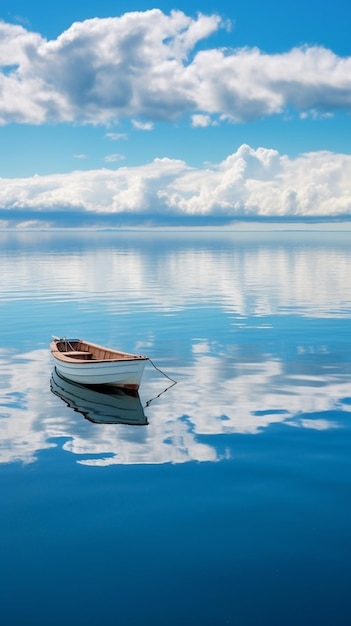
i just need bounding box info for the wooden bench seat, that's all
[61,351,93,359]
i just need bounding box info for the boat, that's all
[50,368,148,425]
[50,337,148,389]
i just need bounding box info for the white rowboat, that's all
[50,337,148,389]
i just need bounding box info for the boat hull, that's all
[50,338,148,389]
[51,356,147,388]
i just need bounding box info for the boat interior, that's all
[53,338,144,361]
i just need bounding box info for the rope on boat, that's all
[144,358,177,407]
[148,357,177,385]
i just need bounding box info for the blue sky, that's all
[1,0,351,228]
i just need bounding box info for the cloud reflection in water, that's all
[0,343,348,467]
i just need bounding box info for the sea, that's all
[0,229,350,626]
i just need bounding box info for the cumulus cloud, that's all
[1,145,351,226]
[1,10,351,126]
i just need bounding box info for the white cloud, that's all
[132,120,154,130]
[1,145,351,225]
[105,132,128,140]
[1,11,351,126]
[191,114,213,127]
[300,109,334,120]
[103,153,125,163]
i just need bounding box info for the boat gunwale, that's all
[50,338,148,364]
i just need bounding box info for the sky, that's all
[1,0,351,228]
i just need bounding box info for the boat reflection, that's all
[50,368,148,426]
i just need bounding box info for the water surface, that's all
[0,230,350,625]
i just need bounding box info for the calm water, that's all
[1,230,351,625]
